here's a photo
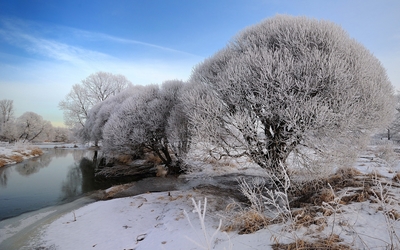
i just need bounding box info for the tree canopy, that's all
[59,71,132,128]
[186,15,394,177]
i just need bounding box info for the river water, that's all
[0,148,109,221]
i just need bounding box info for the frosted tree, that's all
[387,92,400,140]
[37,121,55,142]
[0,120,16,141]
[186,15,394,179]
[167,82,191,158]
[16,112,48,142]
[53,127,71,142]
[59,71,132,128]
[103,81,187,173]
[80,86,144,145]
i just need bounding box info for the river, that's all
[0,148,109,221]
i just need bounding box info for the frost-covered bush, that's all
[186,15,394,179]
[102,80,188,173]
[80,86,143,145]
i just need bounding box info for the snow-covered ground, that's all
[1,143,400,249]
[0,142,44,167]
[0,141,88,168]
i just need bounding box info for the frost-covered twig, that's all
[371,173,400,249]
[184,197,223,250]
[237,177,266,213]
[262,163,293,223]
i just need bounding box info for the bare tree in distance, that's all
[186,15,394,181]
[0,99,14,125]
[0,99,14,139]
[59,71,132,128]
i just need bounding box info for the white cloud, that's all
[0,18,113,65]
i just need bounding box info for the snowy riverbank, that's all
[0,142,44,168]
[1,144,400,249]
[0,142,89,168]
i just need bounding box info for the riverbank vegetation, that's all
[0,142,43,167]
[0,99,72,143]
[76,15,394,182]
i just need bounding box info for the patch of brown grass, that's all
[0,158,6,167]
[145,153,163,165]
[9,154,23,163]
[290,167,366,207]
[169,194,183,201]
[272,234,351,250]
[30,147,43,156]
[393,172,400,183]
[117,154,132,164]
[224,206,271,234]
[103,183,133,199]
[291,206,327,230]
[389,209,400,220]
[340,188,371,204]
[156,165,168,177]
[319,188,335,203]
[326,167,362,189]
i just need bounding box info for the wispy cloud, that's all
[67,28,201,58]
[0,17,200,66]
[0,18,113,65]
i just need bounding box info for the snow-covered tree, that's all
[80,86,143,145]
[59,71,132,128]
[53,127,71,142]
[103,81,187,173]
[166,81,191,157]
[16,112,48,142]
[0,120,16,141]
[38,121,55,142]
[386,92,400,141]
[186,15,394,178]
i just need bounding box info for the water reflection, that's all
[54,148,70,158]
[0,148,108,221]
[0,167,10,187]
[15,154,52,176]
[61,165,82,200]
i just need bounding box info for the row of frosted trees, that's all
[78,15,394,179]
[0,100,70,143]
[79,81,189,174]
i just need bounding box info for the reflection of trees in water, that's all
[0,167,11,187]
[15,153,52,176]
[60,156,98,201]
[53,149,70,158]
[72,150,86,162]
[60,165,82,200]
[79,157,96,193]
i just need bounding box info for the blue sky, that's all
[0,0,399,127]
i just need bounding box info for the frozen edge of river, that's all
[0,195,96,249]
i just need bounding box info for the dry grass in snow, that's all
[0,142,43,167]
